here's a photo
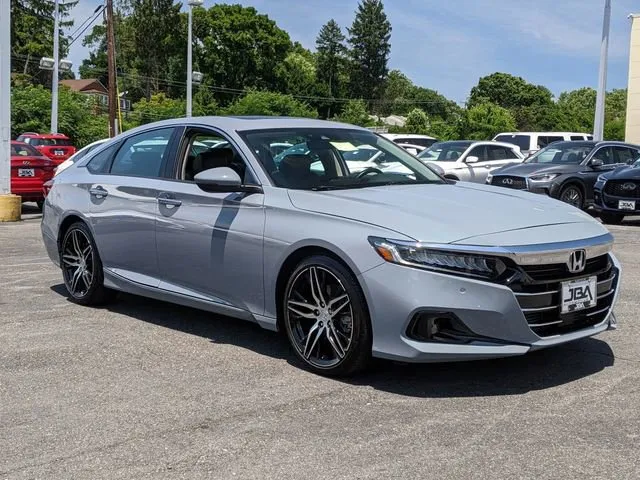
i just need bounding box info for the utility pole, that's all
[186,0,203,117]
[594,0,611,142]
[106,0,118,137]
[51,0,60,133]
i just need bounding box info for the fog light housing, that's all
[407,312,476,343]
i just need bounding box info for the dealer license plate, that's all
[18,168,35,177]
[561,276,597,314]
[54,150,64,156]
[618,200,636,210]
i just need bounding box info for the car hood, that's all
[603,165,640,180]
[493,163,580,176]
[287,183,607,245]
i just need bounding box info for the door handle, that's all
[89,187,108,198]
[157,197,182,208]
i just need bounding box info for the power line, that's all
[68,4,105,48]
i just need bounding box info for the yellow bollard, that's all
[0,194,21,222]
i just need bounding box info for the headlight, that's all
[486,173,493,184]
[596,174,607,183]
[529,173,559,182]
[369,237,507,280]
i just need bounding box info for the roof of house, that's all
[60,79,107,94]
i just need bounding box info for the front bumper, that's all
[360,253,620,363]
[594,186,640,214]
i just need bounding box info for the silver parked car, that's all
[42,117,621,376]
[418,140,524,183]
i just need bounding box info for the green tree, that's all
[129,92,215,125]
[276,47,317,96]
[224,91,317,118]
[11,0,76,79]
[459,102,516,140]
[316,19,347,114]
[468,73,554,130]
[130,0,182,99]
[347,0,392,104]
[335,99,371,126]
[404,108,429,134]
[11,83,108,146]
[195,4,292,101]
[380,70,413,115]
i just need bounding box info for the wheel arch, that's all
[57,212,92,250]
[274,242,368,333]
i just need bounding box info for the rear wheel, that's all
[600,212,624,225]
[60,222,115,306]
[559,184,584,209]
[283,256,372,376]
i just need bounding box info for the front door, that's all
[154,128,266,314]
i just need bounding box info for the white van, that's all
[493,132,593,156]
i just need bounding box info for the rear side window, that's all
[110,128,174,177]
[494,134,530,151]
[570,136,586,141]
[537,136,564,148]
[87,144,118,174]
[612,147,637,164]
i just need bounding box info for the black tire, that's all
[36,200,44,211]
[600,212,624,225]
[282,255,372,376]
[59,222,116,306]
[559,184,584,209]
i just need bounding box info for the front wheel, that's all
[60,222,115,306]
[600,212,624,225]
[283,256,372,376]
[559,184,584,209]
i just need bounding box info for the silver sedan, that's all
[42,117,621,376]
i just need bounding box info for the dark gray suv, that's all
[487,141,640,209]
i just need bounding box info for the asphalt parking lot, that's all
[1,205,639,479]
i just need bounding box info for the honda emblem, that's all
[567,250,587,274]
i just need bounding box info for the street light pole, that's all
[186,2,193,117]
[594,0,611,142]
[51,0,60,133]
[186,0,203,117]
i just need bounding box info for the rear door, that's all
[87,127,179,286]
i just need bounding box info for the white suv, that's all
[493,132,593,156]
[418,140,524,183]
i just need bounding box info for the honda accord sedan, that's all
[42,117,621,376]
[487,141,640,209]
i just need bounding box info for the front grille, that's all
[604,180,640,199]
[491,176,527,190]
[509,254,617,337]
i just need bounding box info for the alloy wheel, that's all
[285,265,354,369]
[560,186,582,208]
[61,228,95,298]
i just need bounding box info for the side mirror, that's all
[466,155,479,164]
[194,167,262,194]
[590,158,604,169]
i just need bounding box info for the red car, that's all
[11,141,56,210]
[16,132,76,165]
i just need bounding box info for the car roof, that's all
[382,133,436,140]
[19,132,71,139]
[120,116,367,138]
[495,132,592,136]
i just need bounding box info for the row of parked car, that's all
[381,131,640,225]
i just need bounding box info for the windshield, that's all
[419,142,472,161]
[525,142,594,164]
[494,134,530,151]
[241,128,443,191]
[11,143,42,157]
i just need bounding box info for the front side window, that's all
[419,142,472,162]
[180,131,252,183]
[525,142,594,164]
[592,147,615,165]
[110,128,174,177]
[466,145,487,162]
[240,128,443,191]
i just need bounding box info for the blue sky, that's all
[67,0,637,104]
